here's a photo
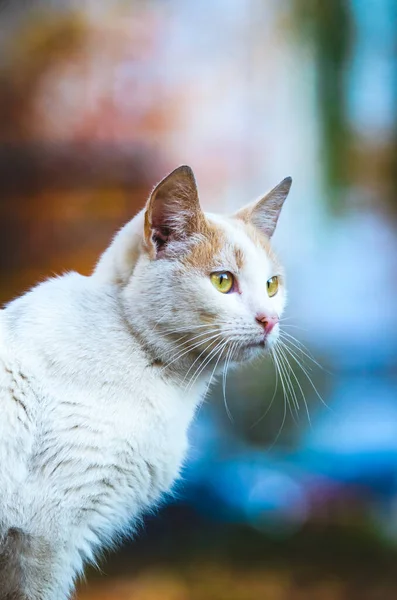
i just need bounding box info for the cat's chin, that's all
[234,338,275,362]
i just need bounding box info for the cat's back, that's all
[0,308,38,519]
[0,302,36,414]
[0,308,9,376]
[0,308,21,407]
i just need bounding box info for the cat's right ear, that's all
[143,165,205,258]
[234,177,292,238]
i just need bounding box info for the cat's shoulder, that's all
[0,310,25,414]
[4,271,97,326]
[0,308,26,386]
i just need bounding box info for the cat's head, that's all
[95,166,291,371]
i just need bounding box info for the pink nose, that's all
[256,314,279,335]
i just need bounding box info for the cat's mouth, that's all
[238,329,280,353]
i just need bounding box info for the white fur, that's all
[0,203,286,599]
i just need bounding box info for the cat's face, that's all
[118,166,291,371]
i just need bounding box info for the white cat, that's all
[0,166,291,599]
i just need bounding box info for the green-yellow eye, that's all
[267,275,279,297]
[210,271,234,294]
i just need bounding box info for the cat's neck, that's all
[3,273,210,398]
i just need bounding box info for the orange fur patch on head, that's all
[180,220,248,274]
[234,246,245,270]
[180,220,227,271]
[180,216,282,277]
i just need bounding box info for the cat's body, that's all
[0,166,291,599]
[0,274,203,599]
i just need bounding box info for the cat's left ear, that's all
[144,165,206,258]
[234,176,292,238]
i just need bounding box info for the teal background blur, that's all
[1,1,397,598]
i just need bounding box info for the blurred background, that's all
[1,0,397,598]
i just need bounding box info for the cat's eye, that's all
[210,271,234,294]
[267,276,279,297]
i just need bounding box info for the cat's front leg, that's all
[0,527,77,600]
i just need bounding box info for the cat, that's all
[0,165,291,599]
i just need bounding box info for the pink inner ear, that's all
[150,193,169,227]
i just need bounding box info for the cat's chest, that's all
[38,379,200,513]
[103,388,193,493]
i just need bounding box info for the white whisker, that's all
[203,341,230,403]
[266,346,288,450]
[159,323,216,335]
[160,331,223,372]
[182,334,226,383]
[221,342,236,423]
[279,331,327,372]
[274,345,299,423]
[277,341,312,426]
[185,339,229,393]
[279,339,331,412]
[250,348,279,429]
